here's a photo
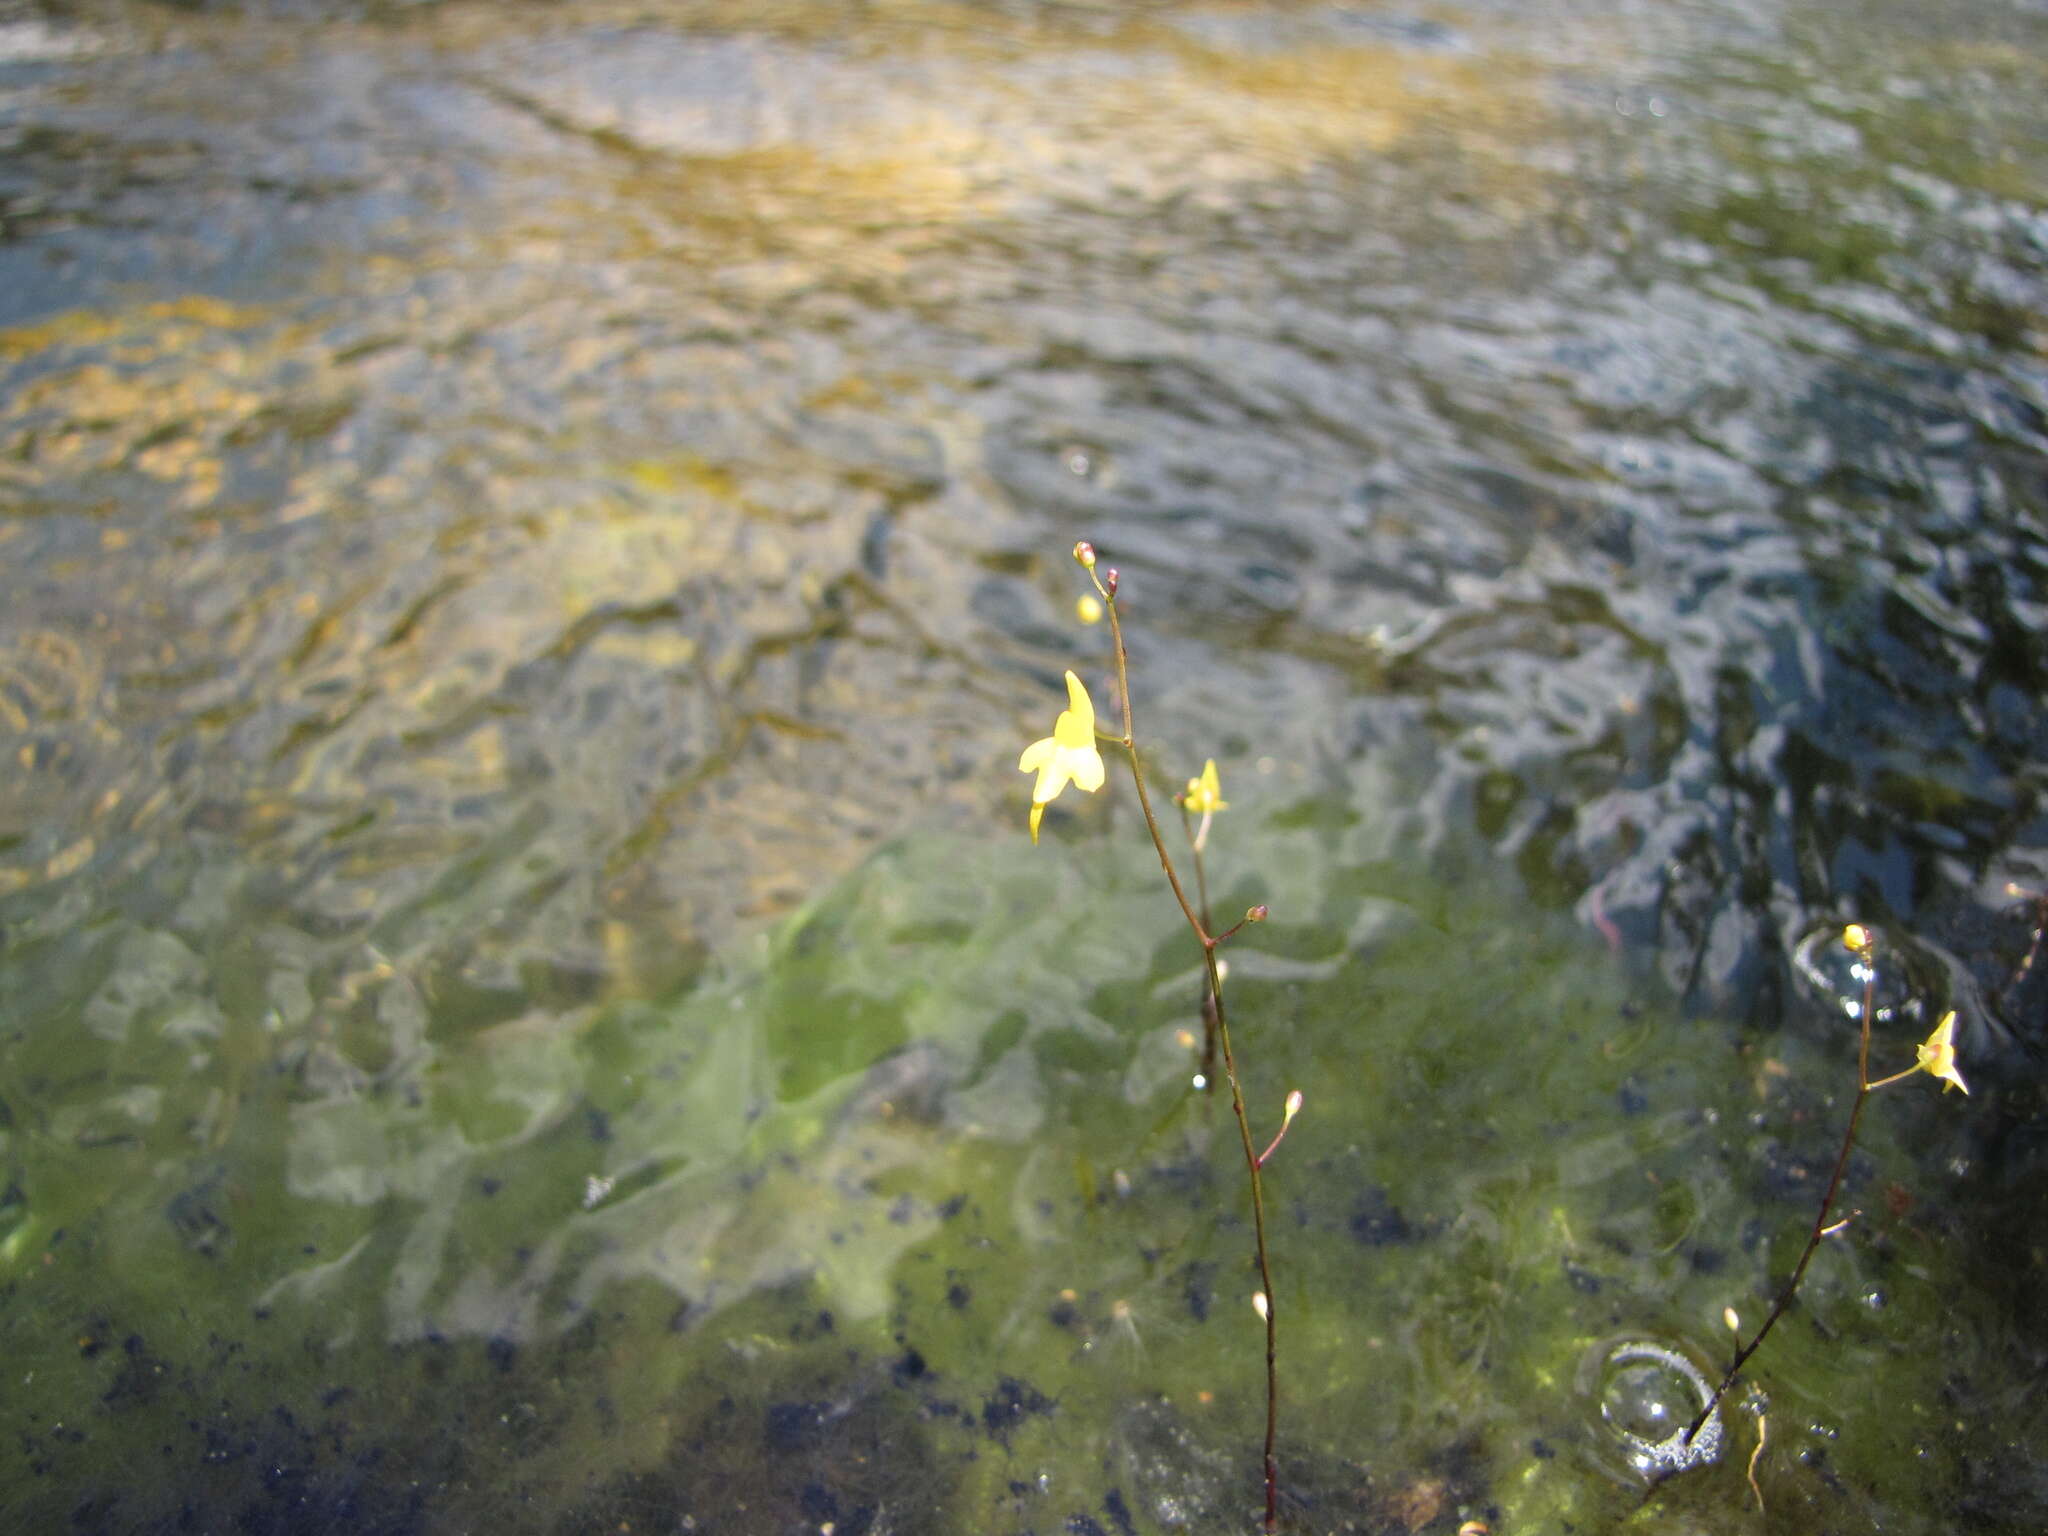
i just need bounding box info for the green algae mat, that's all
[4,785,2036,1533]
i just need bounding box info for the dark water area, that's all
[2,0,2046,1531]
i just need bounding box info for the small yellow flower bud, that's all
[1073,540,1096,568]
[1843,923,1872,954]
[1076,594,1103,625]
[1252,1291,1269,1322]
[1257,1089,1305,1168]
[1724,1306,1740,1333]
[1246,904,1267,923]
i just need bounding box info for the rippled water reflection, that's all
[1,0,2045,1530]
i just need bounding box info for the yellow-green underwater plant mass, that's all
[0,801,2013,1533]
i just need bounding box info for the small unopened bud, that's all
[1103,567,1119,598]
[1842,923,1872,954]
[1723,1306,1740,1333]
[1258,1089,1305,1168]
[1252,1291,1269,1322]
[1073,540,1096,569]
[1246,904,1268,924]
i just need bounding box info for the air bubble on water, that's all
[1058,444,1116,489]
[1789,922,1924,1027]
[1583,1338,1722,1482]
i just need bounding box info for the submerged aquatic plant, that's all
[1020,541,1293,1533]
[1684,923,1973,1447]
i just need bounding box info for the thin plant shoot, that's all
[1019,542,1294,1533]
[1686,924,1972,1450]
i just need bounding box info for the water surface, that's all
[2,0,2046,1530]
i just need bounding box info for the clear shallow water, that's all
[1,0,2045,1530]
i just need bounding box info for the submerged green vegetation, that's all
[0,765,2020,1531]
[1,0,2044,1528]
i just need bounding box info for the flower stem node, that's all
[1019,671,1107,844]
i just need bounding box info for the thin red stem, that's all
[1256,1118,1296,1169]
[1102,595,1280,1532]
[1179,801,1220,1090]
[1687,942,1880,1443]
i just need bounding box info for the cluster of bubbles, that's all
[1581,1337,1723,1482]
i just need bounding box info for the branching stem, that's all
[1101,590,1280,1533]
[1687,942,1880,1444]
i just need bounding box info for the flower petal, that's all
[1032,758,1070,805]
[1054,671,1095,746]
[1183,757,1228,814]
[1916,1011,1969,1095]
[1069,745,1105,793]
[1022,673,1106,842]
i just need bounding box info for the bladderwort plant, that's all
[1019,542,1298,1533]
[1683,923,1972,1458]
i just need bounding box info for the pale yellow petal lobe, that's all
[1065,671,1095,730]
[1019,671,1108,842]
[1916,1011,1968,1094]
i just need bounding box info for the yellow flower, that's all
[1019,670,1105,843]
[1184,759,1227,816]
[1076,594,1104,626]
[1915,1011,1968,1094]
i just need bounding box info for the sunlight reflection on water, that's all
[1,0,2045,1529]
